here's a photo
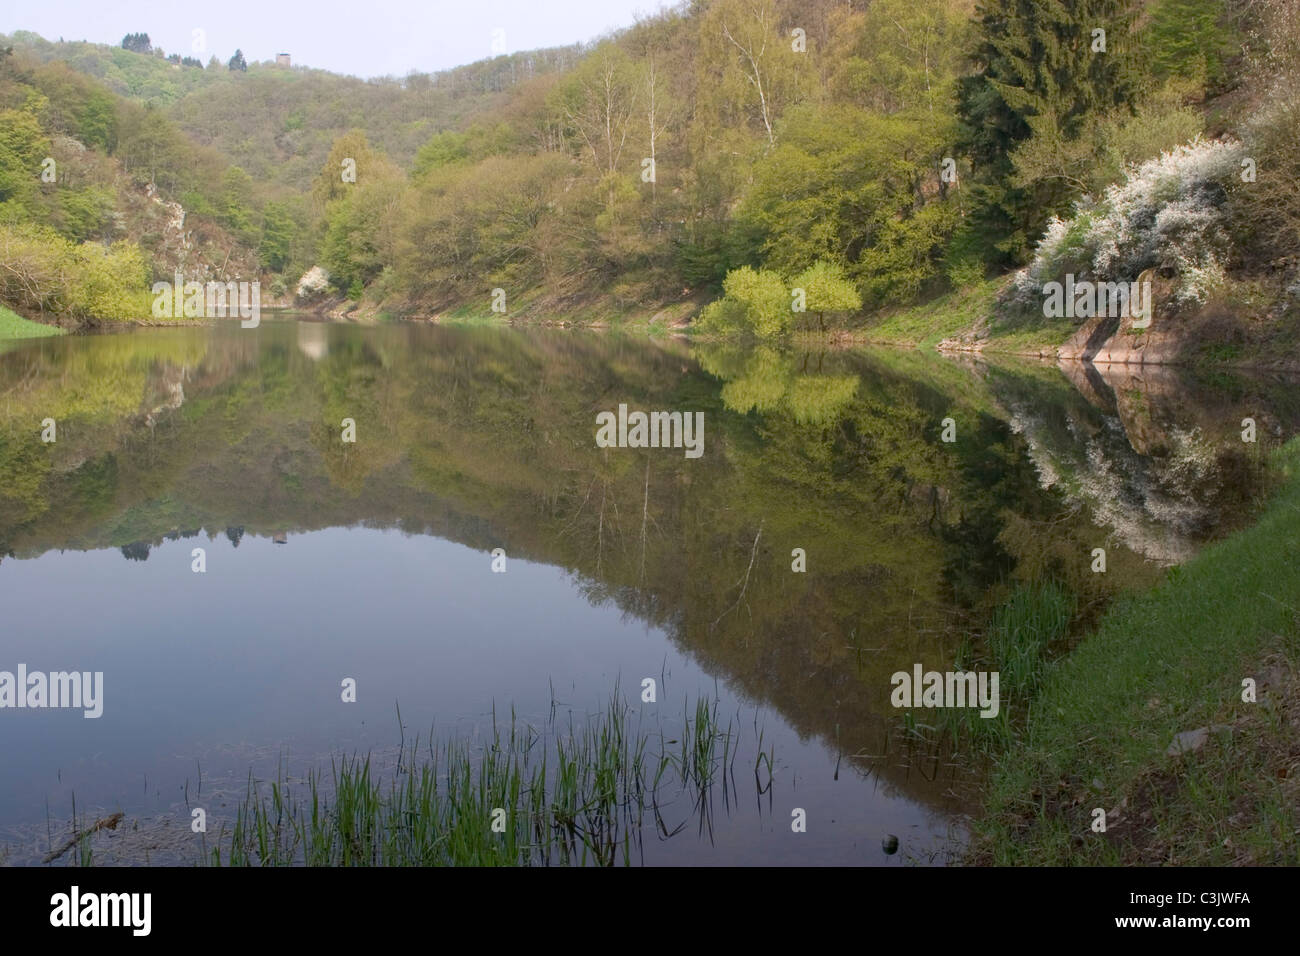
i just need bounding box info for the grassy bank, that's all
[0,305,64,340]
[851,280,1002,349]
[972,438,1300,865]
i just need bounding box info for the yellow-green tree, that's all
[792,261,861,331]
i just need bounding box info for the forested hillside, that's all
[0,44,260,322]
[7,29,587,188]
[3,0,1299,357]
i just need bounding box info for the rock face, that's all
[1057,314,1183,365]
[1056,269,1183,365]
[136,179,256,282]
[296,266,330,300]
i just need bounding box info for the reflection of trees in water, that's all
[700,344,860,425]
[120,541,150,561]
[2,324,1293,815]
[995,369,1272,566]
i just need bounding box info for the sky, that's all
[1,0,670,79]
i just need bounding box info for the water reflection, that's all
[0,321,1295,864]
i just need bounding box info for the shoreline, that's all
[5,305,1300,378]
[966,437,1300,865]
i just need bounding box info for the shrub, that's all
[0,222,147,320]
[1010,138,1243,311]
[791,260,861,331]
[694,266,792,337]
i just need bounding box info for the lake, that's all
[1,317,1296,866]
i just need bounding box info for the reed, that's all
[213,690,745,866]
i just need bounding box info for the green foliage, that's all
[956,0,1144,265]
[396,152,570,304]
[943,223,990,289]
[831,0,970,114]
[0,47,264,295]
[0,0,1275,326]
[53,184,114,241]
[72,87,117,150]
[0,108,49,219]
[217,166,257,243]
[411,130,473,179]
[548,43,640,176]
[313,129,392,206]
[258,201,297,273]
[313,131,407,294]
[855,201,961,305]
[0,222,148,320]
[738,0,967,308]
[704,266,791,337]
[696,0,809,146]
[1009,82,1204,201]
[790,260,861,330]
[120,33,151,55]
[1146,0,1237,92]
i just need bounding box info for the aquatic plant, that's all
[212,692,742,867]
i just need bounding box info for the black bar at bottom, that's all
[0,865,1276,941]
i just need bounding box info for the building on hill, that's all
[276,53,290,67]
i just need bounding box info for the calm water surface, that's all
[1,318,1297,865]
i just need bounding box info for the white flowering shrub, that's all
[1008,138,1244,311]
[296,265,331,299]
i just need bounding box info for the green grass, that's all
[972,438,1300,865]
[858,280,1001,348]
[987,580,1075,700]
[852,277,1090,356]
[934,580,1075,750]
[432,306,505,325]
[979,316,1080,353]
[0,305,64,340]
[210,692,742,866]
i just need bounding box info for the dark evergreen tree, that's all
[258,202,295,273]
[228,49,248,72]
[121,33,152,54]
[1146,0,1235,92]
[955,0,1142,266]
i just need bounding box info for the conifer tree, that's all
[121,33,151,54]
[956,0,1142,265]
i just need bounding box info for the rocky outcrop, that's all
[1056,269,1184,365]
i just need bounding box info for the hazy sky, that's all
[2,0,670,78]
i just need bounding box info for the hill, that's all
[0,45,261,325]
[4,29,587,188]
[3,0,1300,361]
